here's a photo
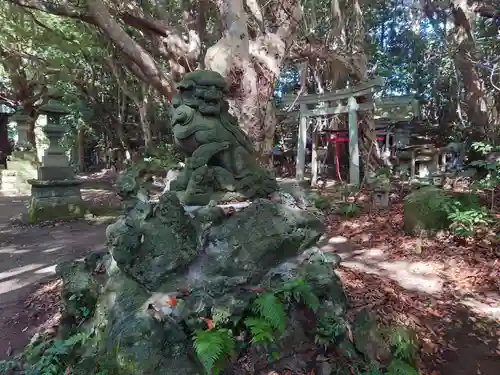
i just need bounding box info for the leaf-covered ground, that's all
[324,194,499,375]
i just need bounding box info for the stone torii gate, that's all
[279,77,384,186]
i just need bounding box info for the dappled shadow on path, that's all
[0,219,108,359]
[320,199,499,374]
[0,223,106,302]
[0,185,119,359]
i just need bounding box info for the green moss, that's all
[403,186,450,236]
[26,197,86,224]
[87,206,122,218]
[403,187,480,236]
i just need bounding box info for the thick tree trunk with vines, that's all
[348,0,384,173]
[23,103,38,152]
[205,0,302,153]
[452,2,489,137]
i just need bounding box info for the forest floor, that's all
[320,190,499,375]
[0,175,498,375]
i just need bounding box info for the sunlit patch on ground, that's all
[324,194,500,374]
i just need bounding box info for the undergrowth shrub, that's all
[141,143,183,170]
[192,279,420,375]
[193,279,320,374]
[357,326,419,375]
[309,192,332,211]
[469,142,500,210]
[440,193,492,237]
[338,202,362,217]
[409,187,493,237]
[1,280,420,375]
[0,332,95,375]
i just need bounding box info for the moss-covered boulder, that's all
[42,176,381,375]
[86,259,203,375]
[106,192,198,291]
[403,186,451,235]
[56,259,101,322]
[403,186,481,236]
[352,310,391,362]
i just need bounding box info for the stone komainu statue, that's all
[169,70,278,205]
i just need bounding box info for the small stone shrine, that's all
[26,93,85,223]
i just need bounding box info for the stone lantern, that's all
[26,93,85,223]
[9,107,32,147]
[0,105,37,196]
[37,94,73,180]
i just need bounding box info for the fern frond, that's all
[193,329,234,375]
[244,317,275,344]
[252,293,286,333]
[211,307,231,328]
[293,282,320,312]
[277,279,320,312]
[387,359,420,375]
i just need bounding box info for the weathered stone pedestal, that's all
[396,150,412,181]
[27,179,84,222]
[25,94,85,223]
[431,172,445,187]
[415,146,439,180]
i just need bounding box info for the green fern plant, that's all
[251,293,286,334]
[386,359,420,375]
[193,328,235,375]
[338,202,362,217]
[0,359,19,374]
[192,279,322,374]
[310,193,332,211]
[314,315,346,348]
[390,326,418,364]
[23,332,90,375]
[244,317,276,344]
[278,279,320,312]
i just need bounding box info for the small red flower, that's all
[202,318,214,330]
[167,295,177,307]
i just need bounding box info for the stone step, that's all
[1,176,20,184]
[0,181,32,196]
[1,170,18,177]
[1,178,31,185]
[0,189,29,197]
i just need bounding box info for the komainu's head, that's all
[173,70,228,116]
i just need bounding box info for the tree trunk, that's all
[0,114,10,168]
[78,125,85,172]
[23,104,38,154]
[86,0,175,100]
[205,0,302,151]
[348,0,384,173]
[139,84,152,150]
[452,2,489,135]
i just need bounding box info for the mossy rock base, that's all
[26,196,86,224]
[403,186,478,237]
[403,186,450,236]
[27,180,84,220]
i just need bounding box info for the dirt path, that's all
[0,196,111,360]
